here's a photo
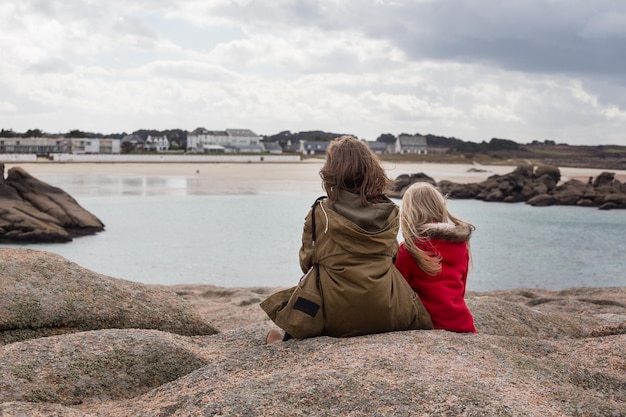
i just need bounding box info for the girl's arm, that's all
[394,244,417,291]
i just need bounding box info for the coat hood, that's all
[418,222,473,243]
[322,190,399,257]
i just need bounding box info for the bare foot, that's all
[265,329,283,344]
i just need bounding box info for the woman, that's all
[262,136,432,342]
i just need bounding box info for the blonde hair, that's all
[320,136,393,205]
[400,182,474,276]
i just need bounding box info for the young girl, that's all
[394,182,477,333]
[263,136,432,342]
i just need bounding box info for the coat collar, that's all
[418,222,473,242]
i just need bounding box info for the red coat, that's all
[395,238,476,333]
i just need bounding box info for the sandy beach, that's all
[5,159,625,186]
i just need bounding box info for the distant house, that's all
[145,135,170,152]
[367,141,388,154]
[262,141,283,154]
[187,128,265,153]
[0,137,120,155]
[70,139,93,154]
[94,139,119,154]
[299,140,330,155]
[70,138,120,154]
[121,134,145,151]
[395,134,427,154]
[186,128,226,152]
[281,140,301,153]
[427,146,450,155]
[226,129,265,153]
[0,137,70,154]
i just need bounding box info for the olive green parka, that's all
[295,190,432,337]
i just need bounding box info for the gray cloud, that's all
[209,0,626,77]
[382,1,626,76]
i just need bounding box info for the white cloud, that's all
[0,0,625,145]
[0,101,17,112]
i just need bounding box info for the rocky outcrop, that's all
[394,164,626,209]
[390,172,437,197]
[0,329,208,406]
[0,164,104,242]
[0,248,219,345]
[0,249,624,416]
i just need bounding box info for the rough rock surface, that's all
[0,249,624,416]
[0,329,208,406]
[0,248,219,345]
[0,164,104,242]
[390,164,626,209]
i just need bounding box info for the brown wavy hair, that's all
[319,136,392,205]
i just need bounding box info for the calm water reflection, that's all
[3,173,625,291]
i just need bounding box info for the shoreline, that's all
[5,160,625,184]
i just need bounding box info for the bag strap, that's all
[311,196,327,245]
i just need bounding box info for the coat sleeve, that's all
[394,243,419,293]
[460,242,470,295]
[298,208,314,273]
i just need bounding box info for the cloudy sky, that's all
[1,0,625,145]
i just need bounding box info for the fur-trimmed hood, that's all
[417,222,474,243]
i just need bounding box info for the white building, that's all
[145,135,170,151]
[187,128,265,153]
[70,138,121,154]
[395,134,428,154]
[299,140,330,155]
[0,137,120,155]
[0,137,70,154]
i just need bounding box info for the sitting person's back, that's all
[263,136,432,342]
[301,189,431,337]
[395,182,476,333]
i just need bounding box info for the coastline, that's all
[5,160,625,185]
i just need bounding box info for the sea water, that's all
[2,173,625,291]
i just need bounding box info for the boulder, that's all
[0,329,207,406]
[526,193,558,207]
[0,248,219,344]
[438,180,482,199]
[534,164,561,183]
[0,164,104,242]
[599,193,626,210]
[535,173,558,191]
[592,171,615,187]
[550,180,600,206]
[394,165,626,209]
[576,198,596,207]
[388,172,436,198]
